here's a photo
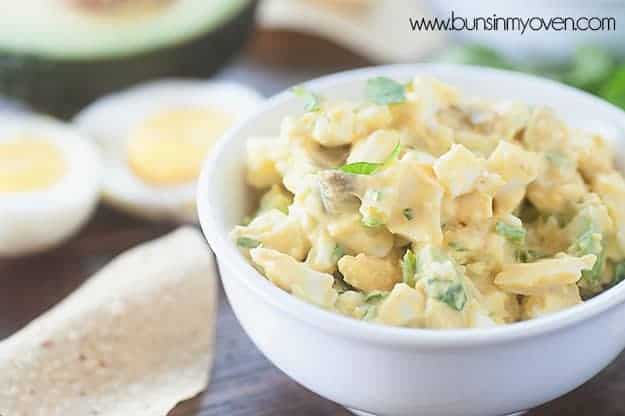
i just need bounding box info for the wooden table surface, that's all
[2,30,625,416]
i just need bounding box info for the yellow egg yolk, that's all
[126,107,234,186]
[0,138,67,193]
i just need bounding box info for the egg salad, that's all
[231,75,625,330]
[0,114,100,257]
[74,80,262,222]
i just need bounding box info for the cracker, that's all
[0,227,217,416]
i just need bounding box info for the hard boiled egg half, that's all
[74,80,263,222]
[0,114,100,257]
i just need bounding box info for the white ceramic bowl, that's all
[198,64,625,416]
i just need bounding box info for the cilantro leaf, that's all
[291,85,321,112]
[340,161,380,175]
[339,142,401,175]
[366,77,406,105]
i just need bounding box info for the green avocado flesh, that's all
[0,0,256,118]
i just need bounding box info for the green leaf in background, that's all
[291,85,321,112]
[366,76,406,105]
[564,46,615,93]
[600,65,625,109]
[436,44,625,113]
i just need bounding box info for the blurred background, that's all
[2,1,625,415]
[1,0,625,116]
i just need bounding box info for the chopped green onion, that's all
[361,216,384,228]
[495,221,526,245]
[401,249,417,287]
[236,237,261,249]
[436,281,467,311]
[332,244,345,261]
[364,290,388,303]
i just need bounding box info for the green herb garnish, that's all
[340,161,380,175]
[495,221,526,245]
[365,76,406,105]
[339,142,400,175]
[437,282,467,311]
[236,237,261,249]
[401,249,417,287]
[426,277,467,311]
[291,85,321,112]
[568,219,604,292]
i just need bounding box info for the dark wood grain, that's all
[2,30,625,416]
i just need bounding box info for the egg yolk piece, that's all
[0,138,67,193]
[126,107,234,186]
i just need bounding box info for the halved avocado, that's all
[0,0,257,118]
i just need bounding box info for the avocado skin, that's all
[0,1,258,119]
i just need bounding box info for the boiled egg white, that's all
[74,79,263,222]
[0,114,101,257]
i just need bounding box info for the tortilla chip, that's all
[0,227,217,416]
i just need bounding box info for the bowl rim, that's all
[198,63,625,348]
